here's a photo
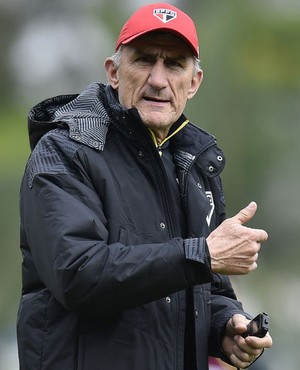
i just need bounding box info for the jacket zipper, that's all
[146,140,177,238]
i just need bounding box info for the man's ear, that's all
[104,58,119,89]
[187,69,203,100]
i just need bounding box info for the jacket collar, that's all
[28,82,225,177]
[28,82,113,150]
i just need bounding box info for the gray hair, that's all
[111,47,122,68]
[111,46,201,75]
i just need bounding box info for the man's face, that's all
[105,33,203,139]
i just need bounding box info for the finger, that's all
[230,350,260,369]
[231,338,263,368]
[229,352,252,369]
[232,201,257,225]
[252,229,269,242]
[244,332,273,349]
[227,314,248,335]
[233,344,260,362]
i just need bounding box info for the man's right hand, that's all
[206,202,268,275]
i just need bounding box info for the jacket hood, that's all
[27,82,225,178]
[27,82,123,151]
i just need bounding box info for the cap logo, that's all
[153,8,177,23]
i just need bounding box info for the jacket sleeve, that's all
[20,130,213,315]
[205,173,252,358]
[208,274,252,359]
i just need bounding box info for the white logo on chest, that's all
[205,191,215,226]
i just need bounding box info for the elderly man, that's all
[17,3,272,370]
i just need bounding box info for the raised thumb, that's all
[233,201,257,225]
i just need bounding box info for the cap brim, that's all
[117,28,199,57]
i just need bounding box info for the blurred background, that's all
[0,0,299,369]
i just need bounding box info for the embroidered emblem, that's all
[153,8,177,23]
[205,191,215,226]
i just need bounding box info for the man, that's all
[17,3,272,370]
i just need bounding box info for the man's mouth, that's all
[143,96,169,103]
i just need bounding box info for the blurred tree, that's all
[0,1,300,368]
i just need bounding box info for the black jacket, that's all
[18,82,248,370]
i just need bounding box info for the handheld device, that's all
[242,312,269,338]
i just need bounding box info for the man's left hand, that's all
[221,314,273,369]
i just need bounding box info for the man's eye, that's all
[166,60,183,68]
[136,56,153,63]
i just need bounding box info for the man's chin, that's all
[137,110,175,129]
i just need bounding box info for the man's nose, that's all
[148,61,168,90]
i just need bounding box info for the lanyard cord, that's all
[148,119,189,155]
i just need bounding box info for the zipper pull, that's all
[157,145,162,156]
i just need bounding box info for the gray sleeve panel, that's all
[26,129,82,188]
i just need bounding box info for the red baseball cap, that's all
[115,3,199,58]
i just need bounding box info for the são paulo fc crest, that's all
[153,8,177,23]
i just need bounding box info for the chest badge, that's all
[205,191,215,226]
